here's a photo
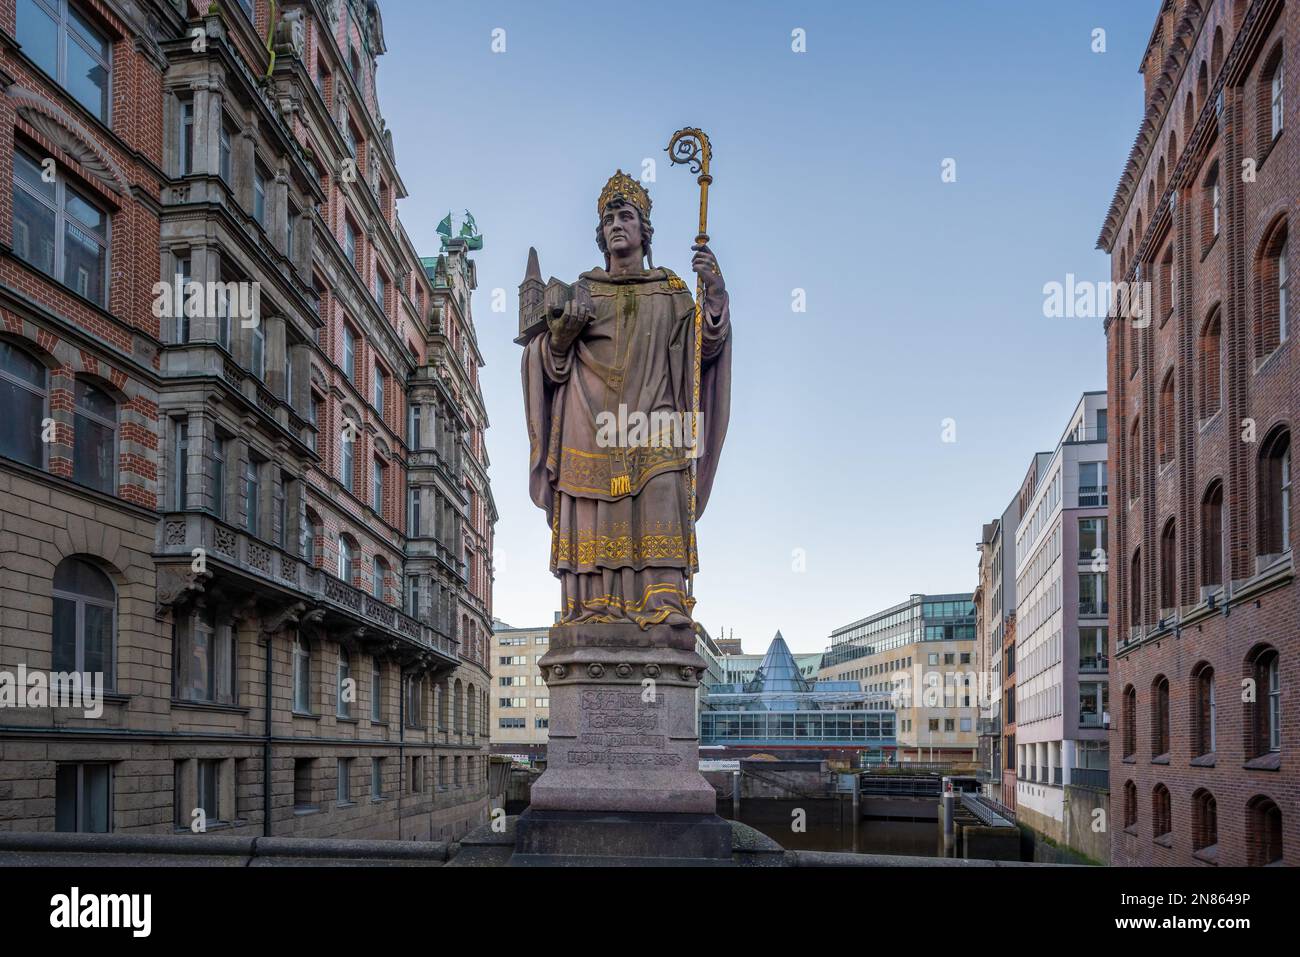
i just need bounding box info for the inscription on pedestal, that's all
[565,689,683,767]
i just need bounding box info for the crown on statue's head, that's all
[597,169,652,219]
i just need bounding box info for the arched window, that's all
[438,677,450,730]
[0,340,48,468]
[1258,427,1291,556]
[454,678,464,733]
[1128,417,1141,501]
[1184,91,1195,138]
[1198,307,1222,420]
[1201,161,1221,250]
[338,534,355,585]
[1201,480,1225,589]
[1255,220,1289,357]
[466,683,476,735]
[1123,685,1137,758]
[1130,547,1143,630]
[1197,60,1209,103]
[337,646,351,718]
[1259,44,1284,149]
[1212,27,1225,78]
[1151,674,1170,757]
[1160,244,1175,323]
[1192,789,1218,854]
[1152,783,1172,840]
[1244,644,1281,760]
[1247,796,1283,865]
[1157,370,1175,465]
[372,555,387,601]
[52,557,115,689]
[1123,780,1138,828]
[293,635,312,714]
[1159,518,1177,611]
[1191,663,1216,757]
[341,424,355,494]
[73,379,116,494]
[1157,157,1167,195]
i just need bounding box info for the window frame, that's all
[18,0,113,125]
[51,557,116,689]
[13,148,110,306]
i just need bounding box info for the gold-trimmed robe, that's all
[522,266,732,627]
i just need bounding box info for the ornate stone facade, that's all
[0,0,495,842]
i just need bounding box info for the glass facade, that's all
[825,593,975,668]
[700,710,895,746]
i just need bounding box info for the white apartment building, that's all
[1014,392,1110,840]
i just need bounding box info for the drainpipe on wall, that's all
[398,670,405,840]
[263,628,274,838]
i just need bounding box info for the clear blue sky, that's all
[377,0,1158,655]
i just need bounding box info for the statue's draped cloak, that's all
[522,266,731,626]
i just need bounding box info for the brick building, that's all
[0,0,495,842]
[1099,0,1296,865]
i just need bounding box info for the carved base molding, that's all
[529,621,716,815]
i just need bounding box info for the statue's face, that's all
[601,203,643,258]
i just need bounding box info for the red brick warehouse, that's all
[1099,0,1297,866]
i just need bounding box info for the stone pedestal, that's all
[529,621,717,815]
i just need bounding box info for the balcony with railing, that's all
[1078,485,1109,507]
[156,511,459,664]
[1070,767,1109,790]
[1078,598,1109,617]
[1078,654,1110,673]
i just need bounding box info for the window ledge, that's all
[1253,337,1291,376]
[1243,752,1281,772]
[1151,753,1171,765]
[1123,825,1139,837]
[1199,232,1220,263]
[292,711,321,721]
[293,806,320,816]
[1193,844,1220,865]
[336,715,359,724]
[1197,408,1223,433]
[336,801,357,809]
[1190,753,1216,768]
[1153,833,1174,848]
[370,721,389,728]
[171,699,249,715]
[1122,755,1137,764]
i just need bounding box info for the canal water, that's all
[719,798,942,856]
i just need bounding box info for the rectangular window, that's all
[179,98,195,175]
[174,257,191,344]
[251,323,265,380]
[218,119,232,184]
[197,758,221,823]
[293,759,314,810]
[55,762,111,833]
[1079,462,1108,506]
[409,756,423,793]
[409,404,422,449]
[408,487,421,536]
[73,378,115,494]
[344,217,358,266]
[337,758,352,805]
[1272,61,1285,140]
[13,149,108,305]
[285,201,297,260]
[341,433,354,493]
[18,0,111,123]
[371,659,382,722]
[342,325,356,381]
[253,162,268,228]
[372,459,384,514]
[944,719,955,732]
[375,270,387,313]
[244,457,260,535]
[173,419,189,509]
[371,757,384,799]
[1280,238,1290,343]
[373,365,385,413]
[174,609,235,704]
[210,435,227,518]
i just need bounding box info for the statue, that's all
[520,168,732,629]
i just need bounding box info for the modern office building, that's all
[820,593,978,764]
[0,0,494,841]
[975,490,1019,800]
[1099,0,1296,865]
[489,619,550,765]
[1012,393,1110,846]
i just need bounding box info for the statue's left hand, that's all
[691,243,726,314]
